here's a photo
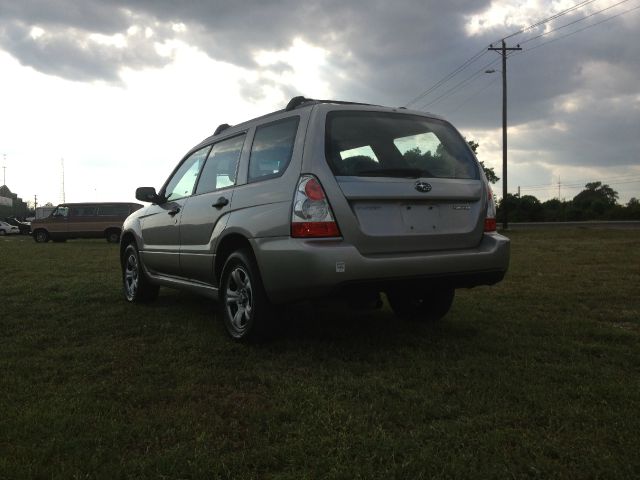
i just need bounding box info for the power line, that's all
[519,176,640,191]
[502,0,600,40]
[431,2,639,113]
[419,57,501,109]
[520,0,637,45]
[520,3,640,53]
[403,49,489,107]
[402,0,637,111]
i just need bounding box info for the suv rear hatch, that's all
[324,110,485,255]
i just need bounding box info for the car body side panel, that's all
[179,193,234,283]
[138,200,184,276]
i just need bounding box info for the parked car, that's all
[121,96,510,340]
[31,202,143,243]
[3,217,31,235]
[0,221,20,235]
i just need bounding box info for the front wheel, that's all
[34,230,49,243]
[122,243,159,302]
[220,249,271,341]
[386,287,455,322]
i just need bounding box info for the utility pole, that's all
[489,40,521,230]
[558,177,561,200]
[34,195,38,210]
[61,158,66,203]
[2,153,6,186]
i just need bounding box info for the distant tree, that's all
[497,193,543,222]
[44,202,54,207]
[541,198,568,222]
[573,182,618,207]
[625,197,640,220]
[466,139,499,184]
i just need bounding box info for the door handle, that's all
[212,197,229,209]
[168,207,181,216]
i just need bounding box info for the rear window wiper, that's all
[355,168,431,178]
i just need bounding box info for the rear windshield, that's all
[325,111,478,179]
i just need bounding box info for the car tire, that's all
[34,230,49,243]
[106,229,120,243]
[122,243,159,302]
[220,249,271,341]
[386,287,455,322]
[0,230,5,236]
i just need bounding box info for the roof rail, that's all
[213,123,232,135]
[285,96,379,111]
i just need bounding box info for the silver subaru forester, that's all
[120,97,510,340]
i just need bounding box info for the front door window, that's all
[164,147,210,202]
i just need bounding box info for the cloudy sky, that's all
[1,0,638,207]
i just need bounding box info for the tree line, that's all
[497,183,640,222]
[467,140,640,222]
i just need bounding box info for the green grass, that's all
[1,230,639,479]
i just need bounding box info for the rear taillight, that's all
[484,186,497,232]
[291,175,341,238]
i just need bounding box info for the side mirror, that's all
[136,187,163,204]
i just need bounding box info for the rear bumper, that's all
[251,232,510,304]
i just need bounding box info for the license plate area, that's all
[400,203,440,233]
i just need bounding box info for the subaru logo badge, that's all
[415,181,432,193]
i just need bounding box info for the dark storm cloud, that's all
[0,0,638,176]
[0,20,170,83]
[0,0,493,94]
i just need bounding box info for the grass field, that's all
[1,230,639,479]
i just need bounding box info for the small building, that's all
[0,185,29,219]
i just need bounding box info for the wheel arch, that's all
[120,231,137,266]
[214,233,256,286]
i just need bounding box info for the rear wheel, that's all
[386,287,455,322]
[0,230,5,236]
[106,229,120,243]
[34,230,49,243]
[122,243,159,302]
[220,249,271,341]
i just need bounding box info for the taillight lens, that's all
[291,175,341,238]
[484,186,497,232]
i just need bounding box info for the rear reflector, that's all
[291,221,340,238]
[484,218,497,232]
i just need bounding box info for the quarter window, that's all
[164,147,211,202]
[248,117,299,182]
[195,134,245,195]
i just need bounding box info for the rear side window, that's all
[69,206,97,216]
[97,205,130,216]
[325,111,478,180]
[195,134,245,195]
[248,117,299,182]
